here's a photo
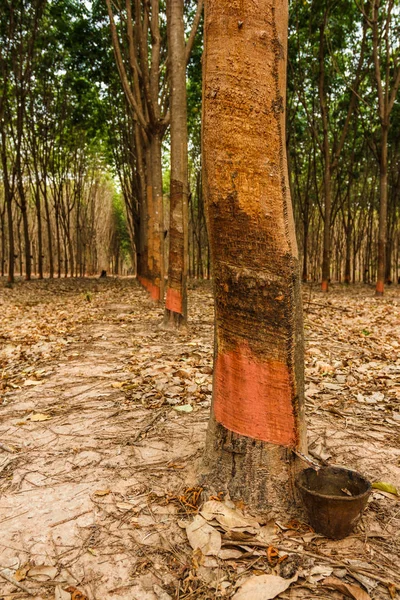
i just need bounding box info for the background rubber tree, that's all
[164,0,203,326]
[202,0,307,513]
[164,0,189,325]
[364,0,400,296]
[106,0,169,301]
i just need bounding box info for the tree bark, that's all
[202,0,306,515]
[376,124,388,295]
[165,0,189,326]
[1,129,15,283]
[370,0,400,294]
[43,186,54,278]
[150,132,165,301]
[318,18,331,293]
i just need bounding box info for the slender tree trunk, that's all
[20,204,31,281]
[150,132,165,301]
[17,218,23,276]
[43,188,53,278]
[136,128,147,279]
[344,195,352,284]
[202,0,306,514]
[5,191,14,283]
[319,19,331,293]
[35,181,43,279]
[302,216,308,282]
[142,145,155,292]
[165,0,189,327]
[344,219,352,284]
[0,208,5,277]
[1,132,14,283]
[55,204,61,278]
[376,124,388,295]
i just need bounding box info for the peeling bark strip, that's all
[214,345,296,446]
[202,0,306,513]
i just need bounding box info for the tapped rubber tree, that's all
[202,0,307,514]
[164,0,203,326]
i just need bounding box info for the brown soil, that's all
[0,278,399,599]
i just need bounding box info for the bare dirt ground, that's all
[0,277,399,600]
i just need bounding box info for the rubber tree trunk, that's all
[5,189,14,283]
[319,20,331,293]
[376,124,388,296]
[302,213,309,282]
[139,135,165,301]
[135,127,148,280]
[344,217,352,284]
[139,133,165,300]
[43,187,54,278]
[20,203,31,281]
[35,180,44,279]
[1,130,14,283]
[165,0,189,327]
[0,210,5,277]
[202,0,307,516]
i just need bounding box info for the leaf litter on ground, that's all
[0,278,399,599]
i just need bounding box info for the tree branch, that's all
[105,0,148,131]
[185,0,203,65]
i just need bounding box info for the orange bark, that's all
[165,287,183,315]
[137,276,160,301]
[376,279,384,295]
[214,343,296,446]
[321,280,329,293]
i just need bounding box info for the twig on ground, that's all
[222,540,400,587]
[128,409,165,445]
[0,569,35,596]
[0,510,30,525]
[0,442,16,453]
[50,510,92,528]
[307,301,351,313]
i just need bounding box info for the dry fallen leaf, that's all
[23,379,43,387]
[307,565,334,583]
[94,489,110,496]
[200,500,260,533]
[218,548,244,560]
[322,576,372,600]
[186,514,222,556]
[65,586,89,600]
[116,501,134,511]
[29,413,51,422]
[173,404,193,413]
[55,586,72,600]
[14,565,30,581]
[232,573,298,600]
[27,565,58,581]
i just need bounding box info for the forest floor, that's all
[0,277,399,600]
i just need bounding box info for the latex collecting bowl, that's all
[296,466,371,539]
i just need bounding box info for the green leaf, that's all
[372,482,398,495]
